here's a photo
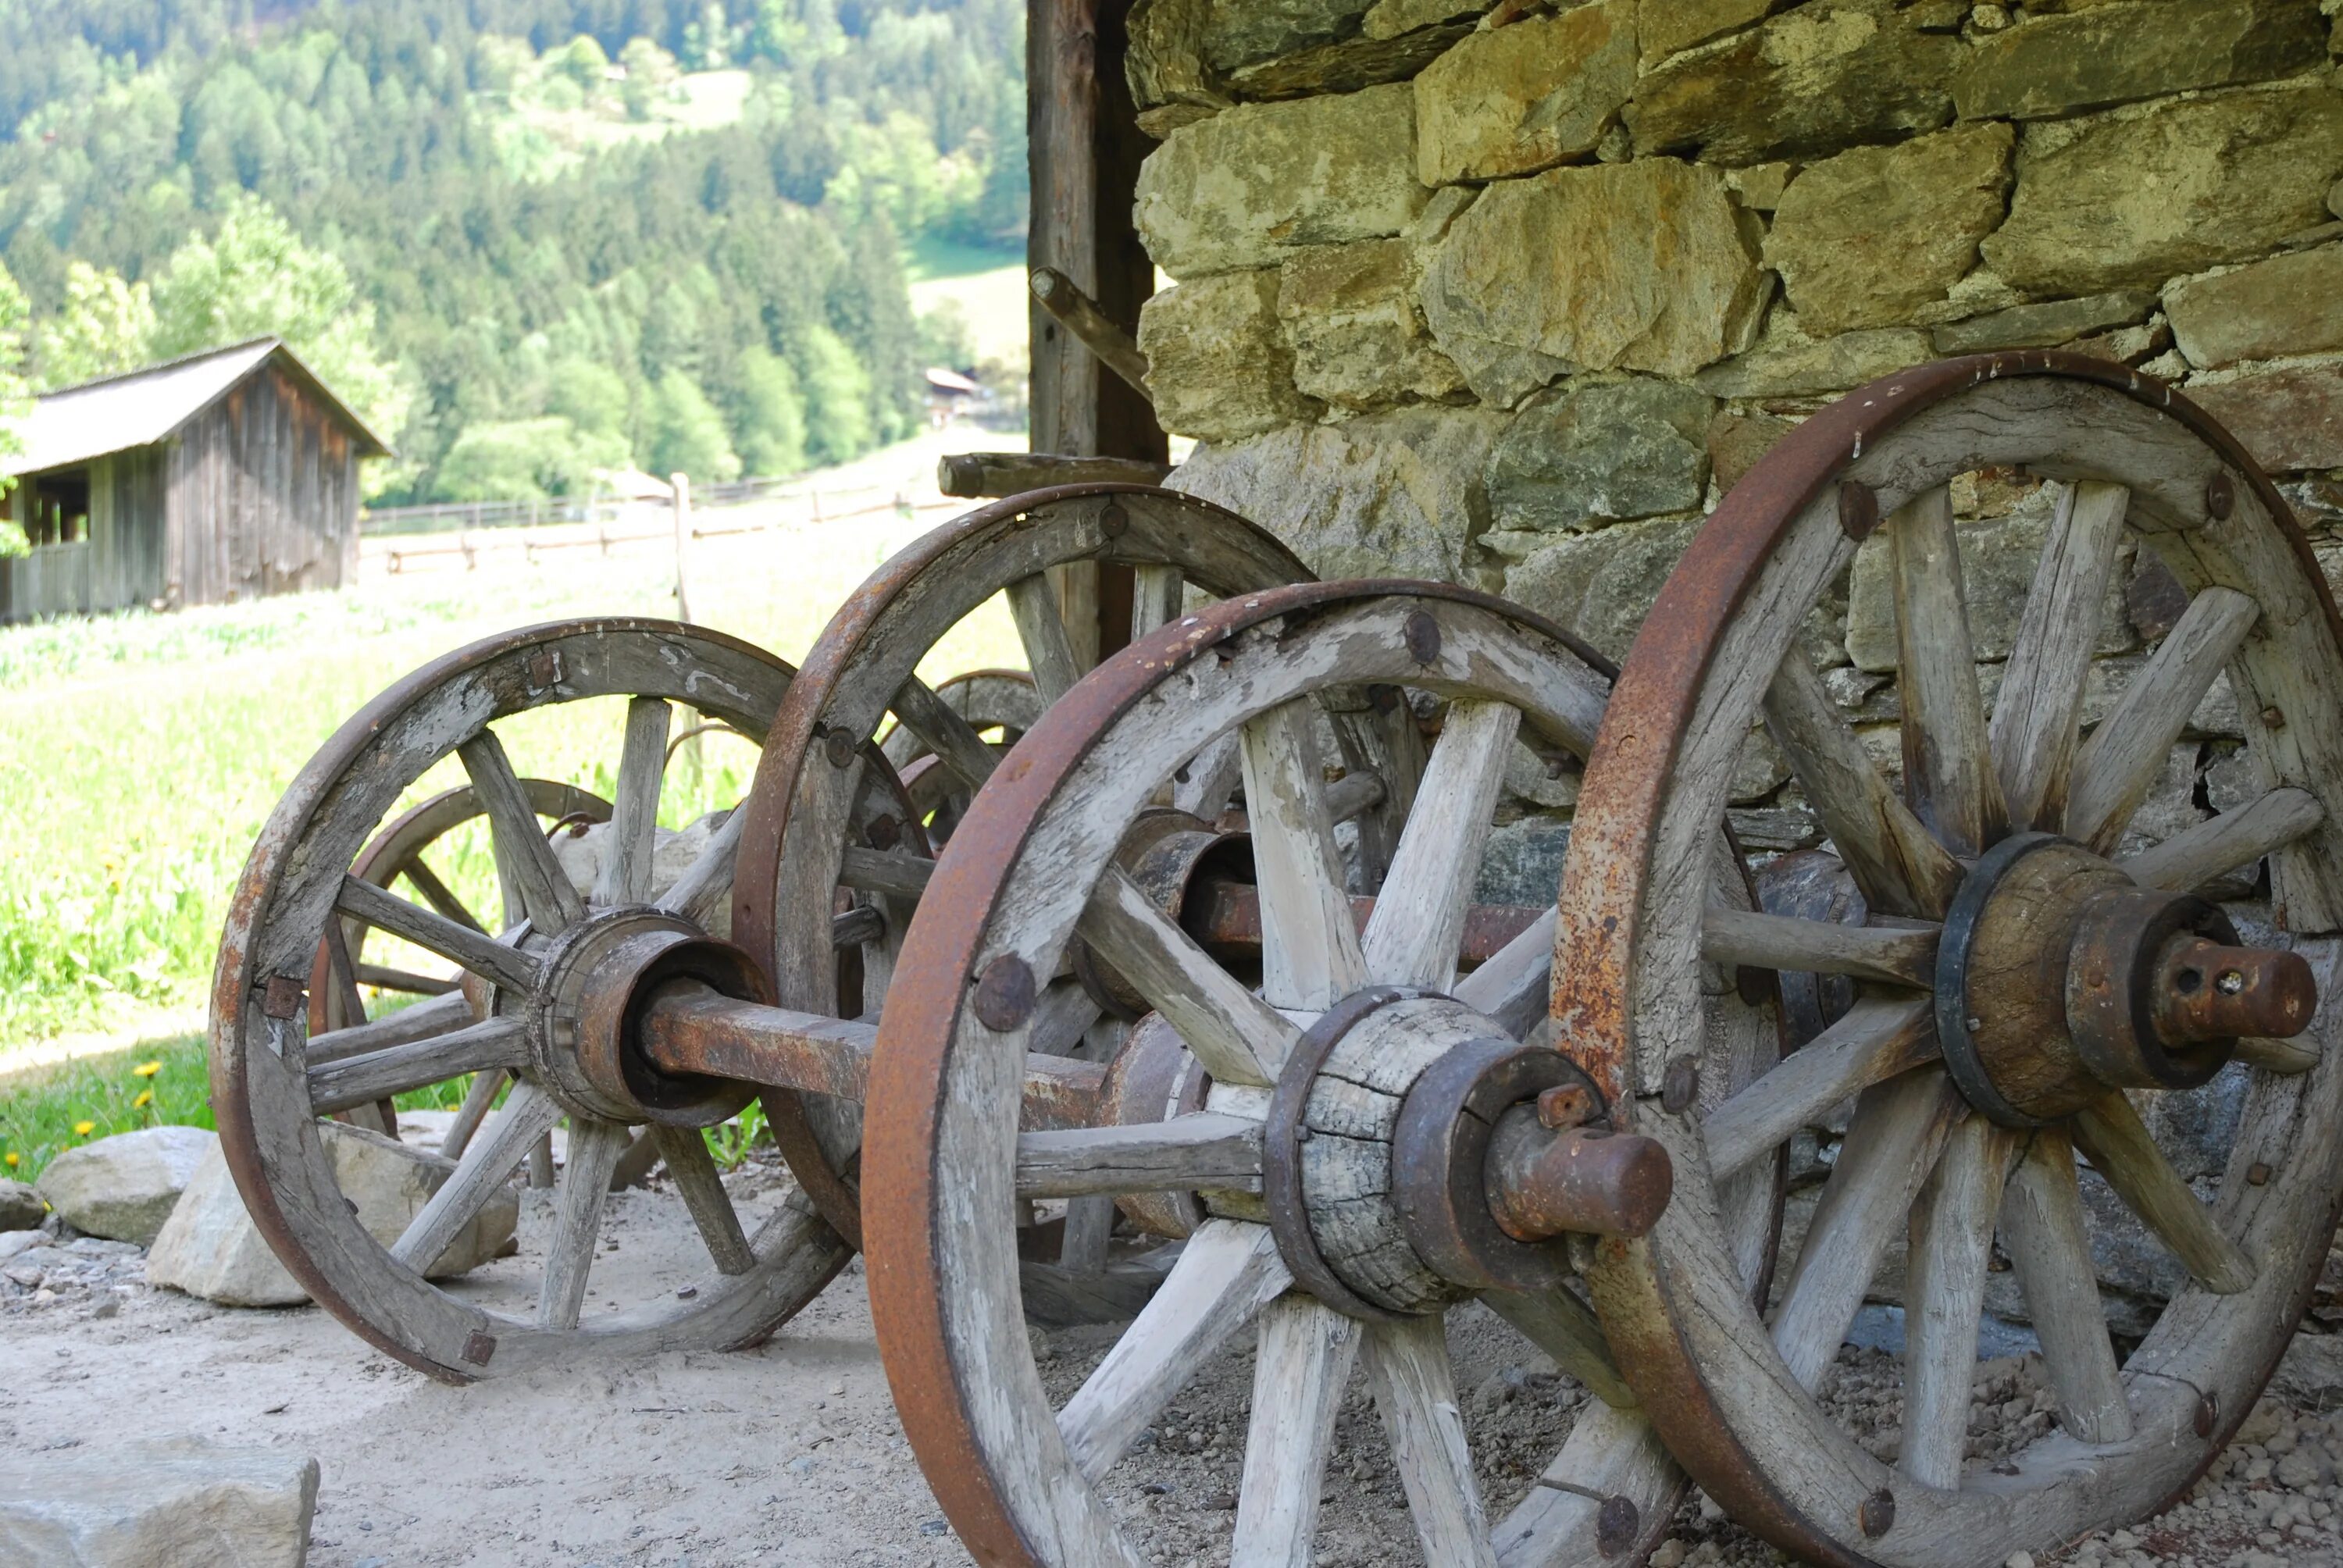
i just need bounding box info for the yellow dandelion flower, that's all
[133,1090,153,1109]
[2,1152,16,1167]
[73,1120,96,1137]
[132,1060,162,1078]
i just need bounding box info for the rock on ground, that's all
[0,1179,45,1232]
[0,1438,317,1568]
[35,1126,215,1247]
[147,1121,519,1308]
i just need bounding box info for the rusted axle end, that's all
[1482,1107,1674,1242]
[2154,937,2317,1045]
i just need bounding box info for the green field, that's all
[0,447,1024,1174]
[905,234,1030,365]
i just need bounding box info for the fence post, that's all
[672,472,694,623]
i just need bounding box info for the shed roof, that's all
[4,337,392,477]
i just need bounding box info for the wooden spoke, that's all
[1483,1287,1635,1411]
[890,673,1002,792]
[1453,905,1557,1042]
[1172,733,1243,821]
[1999,1127,2133,1444]
[1231,1293,1362,1566]
[1990,480,2131,832]
[306,1016,530,1116]
[1365,1314,1498,1568]
[2067,586,2257,852]
[1057,1220,1291,1481]
[1764,650,1965,918]
[537,1116,632,1330]
[1321,769,1387,826]
[458,729,585,933]
[1132,563,1186,641]
[1059,1196,1116,1278]
[352,964,458,996]
[1700,908,1938,989]
[2237,1034,2322,1075]
[398,856,487,935]
[2119,786,2323,895]
[1078,869,1293,1085]
[838,846,934,897]
[390,1079,561,1271]
[651,1124,756,1276]
[439,1066,506,1164]
[305,991,472,1067]
[1007,572,1086,702]
[1015,1114,1262,1199]
[654,807,744,928]
[1361,700,1521,991]
[2072,1092,2254,1294]
[1901,1115,2018,1490]
[1771,1070,1963,1390]
[1704,997,1938,1184]
[1239,700,1369,1010]
[1888,485,2005,853]
[595,696,672,905]
[334,875,538,996]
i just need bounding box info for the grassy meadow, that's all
[0,430,1024,1175]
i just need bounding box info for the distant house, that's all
[0,338,390,623]
[923,365,984,428]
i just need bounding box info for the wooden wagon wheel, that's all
[730,485,1428,1295]
[213,618,864,1382]
[307,778,613,1144]
[880,668,1043,845]
[861,581,1783,1566]
[1559,353,2343,1565]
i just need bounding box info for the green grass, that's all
[0,451,1022,1054]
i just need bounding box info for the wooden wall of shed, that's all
[0,448,166,622]
[165,362,359,608]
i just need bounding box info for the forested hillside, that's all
[0,0,1025,504]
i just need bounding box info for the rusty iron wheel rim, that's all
[861,579,1770,1566]
[729,485,1318,1245]
[1560,352,2343,1566]
[212,618,852,1383]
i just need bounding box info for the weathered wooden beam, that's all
[1029,267,1153,398]
[937,451,1173,500]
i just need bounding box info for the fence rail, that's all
[359,473,864,537]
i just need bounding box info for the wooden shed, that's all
[0,337,390,623]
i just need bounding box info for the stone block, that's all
[0,1179,45,1232]
[1364,0,1487,37]
[1128,0,1225,113]
[2274,1332,2343,1412]
[1170,404,1509,584]
[1503,511,1706,661]
[1931,290,2158,355]
[1486,376,1716,533]
[1412,0,1635,184]
[1419,157,1766,403]
[1981,86,2343,294]
[1844,485,2134,671]
[0,1438,317,1568]
[1626,0,1958,165]
[1693,316,1931,399]
[1135,85,1427,276]
[1227,23,1472,101]
[1953,0,2327,122]
[1199,0,1378,73]
[1473,816,1573,907]
[145,1122,519,1308]
[1137,270,1314,441]
[1708,408,1796,490]
[1277,239,1466,408]
[2165,244,2343,369]
[1724,161,1796,211]
[1639,0,1779,66]
[2186,360,2343,472]
[1764,123,2014,335]
[36,1125,212,1247]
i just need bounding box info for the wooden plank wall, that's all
[0,448,167,621]
[165,363,358,608]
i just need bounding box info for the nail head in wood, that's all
[824,728,858,768]
[1596,1494,1639,1557]
[2206,472,2235,521]
[1369,682,1402,715]
[1403,611,1442,665]
[526,649,563,689]
[866,814,900,851]
[1660,1055,1700,1115]
[1858,1488,1895,1538]
[1100,501,1128,538]
[974,955,1038,1032]
[462,1330,497,1366]
[2261,705,2286,731]
[2195,1391,2218,1438]
[1838,479,1881,541]
[262,975,306,1020]
[1537,1084,1596,1131]
[2248,1161,2273,1186]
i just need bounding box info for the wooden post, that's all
[1029,0,1166,668]
[671,472,694,623]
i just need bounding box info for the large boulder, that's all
[0,1439,317,1568]
[36,1125,214,1246]
[0,1178,45,1232]
[1418,157,1766,404]
[1763,123,2014,336]
[146,1121,519,1308]
[1411,0,1635,185]
[1134,84,1427,276]
[1171,404,1507,585]
[1981,85,2343,294]
[2164,244,2343,370]
[1952,0,2327,123]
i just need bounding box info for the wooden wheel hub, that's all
[1938,832,2315,1125]
[1262,987,1671,1320]
[531,907,768,1128]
